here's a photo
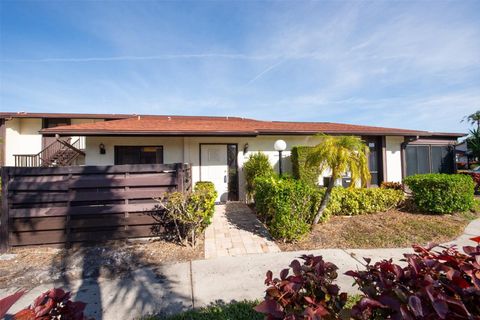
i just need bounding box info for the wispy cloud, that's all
[0,53,278,63]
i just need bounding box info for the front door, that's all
[201,144,229,202]
[200,144,239,202]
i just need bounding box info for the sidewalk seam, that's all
[341,248,364,266]
[189,260,195,309]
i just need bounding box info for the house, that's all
[0,112,464,202]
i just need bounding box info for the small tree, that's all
[462,110,480,130]
[244,152,274,201]
[306,135,370,224]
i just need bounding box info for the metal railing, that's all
[13,138,85,167]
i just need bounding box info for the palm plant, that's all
[306,135,370,224]
[467,128,480,160]
[462,111,480,130]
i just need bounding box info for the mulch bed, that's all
[0,238,203,290]
[278,210,477,251]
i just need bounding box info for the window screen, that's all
[406,145,454,176]
[114,146,164,165]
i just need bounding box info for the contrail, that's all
[1,53,280,63]
[246,60,285,85]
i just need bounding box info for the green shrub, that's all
[243,152,274,201]
[291,146,321,185]
[154,181,217,247]
[253,176,321,242]
[254,177,405,241]
[193,181,217,227]
[404,174,475,214]
[326,187,405,216]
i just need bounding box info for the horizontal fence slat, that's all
[9,181,69,191]
[10,188,174,204]
[10,213,159,232]
[69,189,175,202]
[11,192,68,204]
[9,225,157,246]
[68,174,177,189]
[9,174,177,191]
[4,164,179,176]
[10,203,161,218]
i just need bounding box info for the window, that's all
[406,145,454,176]
[114,146,164,165]
[42,118,71,129]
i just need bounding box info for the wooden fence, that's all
[0,163,192,252]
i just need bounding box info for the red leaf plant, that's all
[346,241,480,320]
[13,288,92,320]
[254,255,348,319]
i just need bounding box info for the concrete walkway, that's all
[204,203,280,259]
[2,218,479,320]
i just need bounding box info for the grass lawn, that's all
[278,209,478,250]
[144,301,262,320]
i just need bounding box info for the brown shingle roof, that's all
[39,115,463,137]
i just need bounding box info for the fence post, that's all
[177,163,184,192]
[1,167,10,253]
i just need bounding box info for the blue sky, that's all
[1,0,479,133]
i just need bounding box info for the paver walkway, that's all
[204,203,280,259]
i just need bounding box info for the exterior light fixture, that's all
[243,143,249,155]
[99,143,106,154]
[274,139,287,175]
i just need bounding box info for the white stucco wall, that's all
[4,118,43,165]
[85,136,185,165]
[84,135,343,201]
[385,136,403,182]
[3,117,107,166]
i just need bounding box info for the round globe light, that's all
[274,139,287,151]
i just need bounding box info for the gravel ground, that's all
[0,238,203,290]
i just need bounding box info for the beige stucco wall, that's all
[385,136,404,182]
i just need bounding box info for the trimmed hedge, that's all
[254,176,321,242]
[254,176,405,242]
[243,152,275,201]
[291,146,321,185]
[325,187,405,217]
[404,173,475,214]
[193,181,217,227]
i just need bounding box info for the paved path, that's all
[2,218,479,320]
[204,203,280,259]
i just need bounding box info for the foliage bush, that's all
[256,237,480,319]
[254,254,348,319]
[347,236,480,320]
[193,181,217,227]
[325,187,405,217]
[404,174,475,213]
[291,146,321,185]
[12,288,92,320]
[253,176,321,242]
[154,181,217,247]
[254,176,404,241]
[243,152,275,201]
